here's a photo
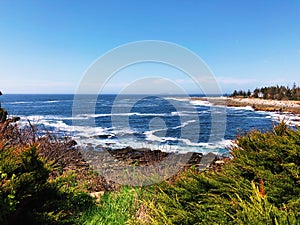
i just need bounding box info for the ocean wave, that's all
[18,115,87,121]
[267,112,300,126]
[6,101,34,104]
[172,120,197,129]
[78,112,169,118]
[164,97,214,107]
[14,114,231,155]
[144,127,232,150]
[228,106,254,111]
[164,97,190,102]
[190,100,212,107]
[18,116,139,138]
[45,100,60,103]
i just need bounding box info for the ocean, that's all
[2,94,296,156]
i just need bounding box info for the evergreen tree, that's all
[253,88,259,98]
[232,90,238,97]
[247,89,251,97]
[292,82,297,100]
[231,84,300,100]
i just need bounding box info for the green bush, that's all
[0,144,50,224]
[0,123,98,225]
[1,117,300,224]
[137,122,300,224]
[231,182,297,225]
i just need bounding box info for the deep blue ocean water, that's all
[2,94,291,155]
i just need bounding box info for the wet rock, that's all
[0,109,7,123]
[187,152,203,165]
[67,140,77,148]
[11,116,20,122]
[107,147,170,166]
[98,134,113,139]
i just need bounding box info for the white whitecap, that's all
[190,100,212,107]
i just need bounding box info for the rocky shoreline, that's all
[192,97,300,114]
[82,146,226,177]
[83,96,300,180]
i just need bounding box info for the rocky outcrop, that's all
[0,108,7,123]
[83,146,224,170]
[107,147,170,166]
[192,97,300,114]
[0,91,20,124]
[0,91,7,123]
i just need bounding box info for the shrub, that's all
[0,144,49,224]
[0,121,99,225]
[138,122,300,224]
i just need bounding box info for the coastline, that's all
[192,97,300,115]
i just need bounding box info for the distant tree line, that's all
[231,83,300,100]
[231,89,252,98]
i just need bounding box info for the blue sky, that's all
[0,0,300,94]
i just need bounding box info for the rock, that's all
[0,91,5,123]
[107,147,169,166]
[197,152,217,171]
[187,152,203,164]
[11,116,20,122]
[67,140,77,148]
[98,134,113,139]
[4,116,21,123]
[0,108,7,123]
[86,145,224,173]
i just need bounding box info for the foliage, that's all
[0,143,49,224]
[231,89,251,98]
[231,181,298,225]
[80,187,143,225]
[1,113,300,224]
[0,122,100,225]
[231,83,300,100]
[136,122,300,224]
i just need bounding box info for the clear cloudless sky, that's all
[0,0,300,94]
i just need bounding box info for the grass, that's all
[79,187,143,225]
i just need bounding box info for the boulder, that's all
[0,108,7,123]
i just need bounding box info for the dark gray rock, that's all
[0,109,7,123]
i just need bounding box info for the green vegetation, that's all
[0,122,98,225]
[135,122,300,224]
[0,117,139,225]
[1,114,300,224]
[231,83,300,100]
[231,89,252,98]
[80,187,142,225]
